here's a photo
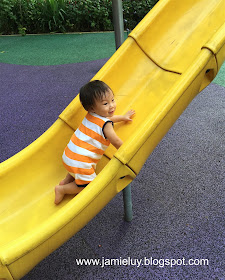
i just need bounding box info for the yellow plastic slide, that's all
[1,0,225,278]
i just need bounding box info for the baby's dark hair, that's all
[79,80,112,111]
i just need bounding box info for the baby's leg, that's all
[59,173,74,185]
[54,181,84,205]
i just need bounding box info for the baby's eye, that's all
[103,102,108,105]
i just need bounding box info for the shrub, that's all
[0,0,159,35]
[0,0,17,34]
[64,0,113,32]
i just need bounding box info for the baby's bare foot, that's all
[54,185,64,205]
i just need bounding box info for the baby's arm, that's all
[103,122,123,149]
[109,109,135,123]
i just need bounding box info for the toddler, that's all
[55,80,135,204]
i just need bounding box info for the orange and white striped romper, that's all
[62,112,113,186]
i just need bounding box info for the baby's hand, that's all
[124,109,135,121]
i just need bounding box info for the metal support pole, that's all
[123,184,133,222]
[112,0,125,49]
[112,0,132,221]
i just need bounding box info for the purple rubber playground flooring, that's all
[0,58,225,279]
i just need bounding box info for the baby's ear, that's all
[88,106,95,113]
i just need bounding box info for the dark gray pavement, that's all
[0,59,225,279]
[0,59,108,162]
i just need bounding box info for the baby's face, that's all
[91,89,116,118]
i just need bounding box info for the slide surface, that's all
[1,0,225,278]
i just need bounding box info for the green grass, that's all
[213,63,225,87]
[0,32,119,65]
